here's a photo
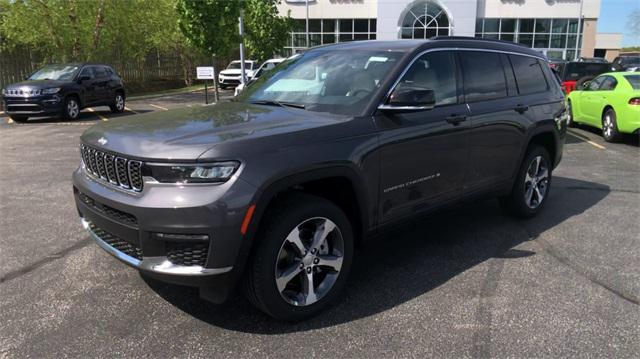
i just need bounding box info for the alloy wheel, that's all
[524,156,549,209]
[274,217,344,306]
[115,94,124,111]
[603,114,614,139]
[67,99,79,119]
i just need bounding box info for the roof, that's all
[311,37,546,59]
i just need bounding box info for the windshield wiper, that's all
[250,100,305,109]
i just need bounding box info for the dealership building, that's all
[278,0,621,61]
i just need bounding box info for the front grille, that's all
[4,88,42,97]
[166,242,209,267]
[88,221,142,260]
[81,144,143,192]
[78,192,138,226]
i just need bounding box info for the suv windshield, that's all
[562,62,610,81]
[28,64,80,81]
[237,50,403,116]
[227,62,254,70]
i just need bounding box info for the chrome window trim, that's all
[379,47,546,107]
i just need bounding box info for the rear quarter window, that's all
[509,55,548,94]
[562,63,610,81]
[624,75,640,90]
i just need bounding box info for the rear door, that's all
[461,50,529,192]
[375,50,470,223]
[91,66,111,104]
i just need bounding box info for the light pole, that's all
[239,10,246,85]
[574,0,584,60]
[306,0,309,49]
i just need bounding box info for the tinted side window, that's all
[79,67,94,79]
[93,66,107,78]
[459,51,507,102]
[397,51,457,106]
[509,55,548,95]
[588,76,605,91]
[599,76,617,91]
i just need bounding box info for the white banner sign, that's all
[196,66,215,80]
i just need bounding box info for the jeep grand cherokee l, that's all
[73,38,567,321]
[2,63,125,122]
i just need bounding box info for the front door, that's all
[375,50,470,223]
[579,76,606,125]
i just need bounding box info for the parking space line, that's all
[86,107,108,121]
[149,103,169,111]
[567,130,606,150]
[124,106,139,114]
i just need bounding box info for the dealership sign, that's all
[196,67,215,80]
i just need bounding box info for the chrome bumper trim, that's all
[81,218,232,276]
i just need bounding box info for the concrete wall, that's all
[580,18,597,58]
[477,0,600,19]
[277,0,377,19]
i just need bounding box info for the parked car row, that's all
[551,54,640,95]
[1,63,126,123]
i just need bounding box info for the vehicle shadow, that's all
[570,125,639,146]
[144,176,609,333]
[16,108,154,124]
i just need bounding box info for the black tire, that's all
[110,92,125,113]
[62,96,80,120]
[601,108,623,143]
[9,115,28,123]
[566,100,576,127]
[500,145,552,218]
[219,84,227,90]
[243,192,354,321]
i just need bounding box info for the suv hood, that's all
[81,101,349,161]
[4,79,69,91]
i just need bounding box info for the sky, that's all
[596,0,640,47]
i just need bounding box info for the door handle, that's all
[445,114,467,126]
[514,104,529,114]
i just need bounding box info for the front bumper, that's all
[2,94,63,115]
[73,166,257,301]
[218,75,241,86]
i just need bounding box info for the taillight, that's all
[629,98,640,105]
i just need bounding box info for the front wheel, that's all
[602,108,622,143]
[110,92,125,113]
[62,97,80,120]
[243,193,354,321]
[500,145,552,218]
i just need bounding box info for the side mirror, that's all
[379,84,436,111]
[578,81,590,90]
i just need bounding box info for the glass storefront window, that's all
[552,19,568,33]
[323,19,335,32]
[484,19,499,32]
[518,34,533,47]
[501,19,516,32]
[339,19,352,32]
[534,34,550,48]
[354,19,368,32]
[519,19,535,33]
[535,19,551,33]
[286,18,377,53]
[551,34,567,48]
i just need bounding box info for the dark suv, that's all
[73,38,567,321]
[2,63,125,122]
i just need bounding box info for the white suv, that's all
[218,60,257,89]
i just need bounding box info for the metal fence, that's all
[0,47,206,93]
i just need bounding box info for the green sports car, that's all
[567,72,640,142]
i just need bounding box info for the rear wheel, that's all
[500,145,551,218]
[602,108,622,142]
[62,96,80,120]
[9,115,28,123]
[110,92,125,113]
[243,193,354,321]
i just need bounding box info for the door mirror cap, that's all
[379,84,436,111]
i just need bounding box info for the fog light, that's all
[152,233,209,242]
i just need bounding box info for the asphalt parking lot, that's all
[0,95,638,357]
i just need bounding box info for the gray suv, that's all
[73,38,567,321]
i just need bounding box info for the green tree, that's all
[244,0,293,61]
[175,0,243,59]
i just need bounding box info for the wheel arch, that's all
[246,165,370,247]
[64,92,82,108]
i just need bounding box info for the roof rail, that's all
[430,36,529,48]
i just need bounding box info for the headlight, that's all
[1,88,5,95]
[42,87,61,95]
[146,161,239,183]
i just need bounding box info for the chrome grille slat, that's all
[80,145,143,192]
